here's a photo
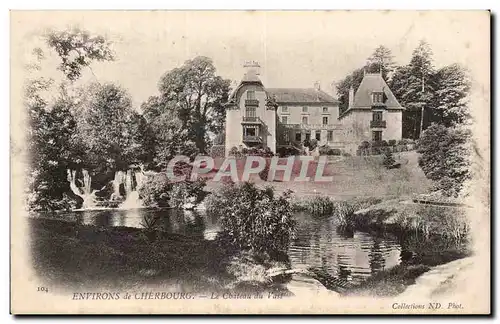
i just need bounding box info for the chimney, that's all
[244,60,261,75]
[314,81,321,91]
[348,85,355,108]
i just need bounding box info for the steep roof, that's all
[350,73,403,110]
[227,69,264,102]
[266,88,339,104]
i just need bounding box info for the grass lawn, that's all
[204,151,432,200]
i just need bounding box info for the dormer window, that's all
[247,91,255,100]
[372,92,384,103]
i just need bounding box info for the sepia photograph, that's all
[9,10,491,314]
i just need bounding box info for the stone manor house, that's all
[223,64,404,156]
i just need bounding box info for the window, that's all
[281,116,288,124]
[295,132,302,142]
[282,106,289,113]
[283,131,290,143]
[302,116,308,124]
[244,127,257,137]
[327,131,333,141]
[302,106,308,113]
[305,133,311,141]
[372,92,384,103]
[372,131,382,142]
[322,116,329,125]
[315,132,321,141]
[372,111,383,121]
[323,107,328,113]
[247,90,255,100]
[245,106,256,117]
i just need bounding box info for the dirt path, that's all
[398,257,476,299]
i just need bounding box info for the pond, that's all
[31,207,403,287]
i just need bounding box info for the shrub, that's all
[210,145,225,158]
[319,145,329,155]
[357,141,371,156]
[329,148,342,156]
[383,149,396,168]
[360,141,371,149]
[173,161,193,179]
[388,139,397,146]
[277,146,300,157]
[139,173,171,207]
[139,173,207,208]
[228,146,240,157]
[319,146,342,156]
[258,159,271,181]
[302,196,335,216]
[168,178,208,208]
[206,182,296,257]
[334,201,357,227]
[417,124,472,197]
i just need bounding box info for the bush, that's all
[210,145,225,158]
[329,148,342,156]
[258,159,271,181]
[228,146,241,158]
[168,178,208,208]
[206,182,296,257]
[277,146,300,157]
[319,146,342,156]
[139,173,207,208]
[388,139,397,146]
[139,173,171,207]
[360,141,371,149]
[383,149,396,168]
[417,124,472,197]
[301,196,335,216]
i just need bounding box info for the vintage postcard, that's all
[10,10,491,314]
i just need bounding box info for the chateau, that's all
[224,64,404,156]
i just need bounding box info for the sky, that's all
[11,11,490,110]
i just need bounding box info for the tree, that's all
[366,45,396,81]
[389,65,419,139]
[432,64,471,127]
[156,56,231,153]
[75,82,147,171]
[417,123,472,197]
[45,27,114,81]
[336,45,395,113]
[26,98,79,210]
[404,40,435,138]
[141,95,198,168]
[336,67,365,114]
[25,28,116,210]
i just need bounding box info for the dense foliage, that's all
[146,56,231,154]
[139,173,207,208]
[205,182,296,257]
[417,124,472,197]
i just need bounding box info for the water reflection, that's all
[33,208,403,285]
[288,212,401,285]
[58,208,218,240]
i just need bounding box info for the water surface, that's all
[32,208,403,285]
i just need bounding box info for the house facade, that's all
[224,65,404,156]
[338,72,405,153]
